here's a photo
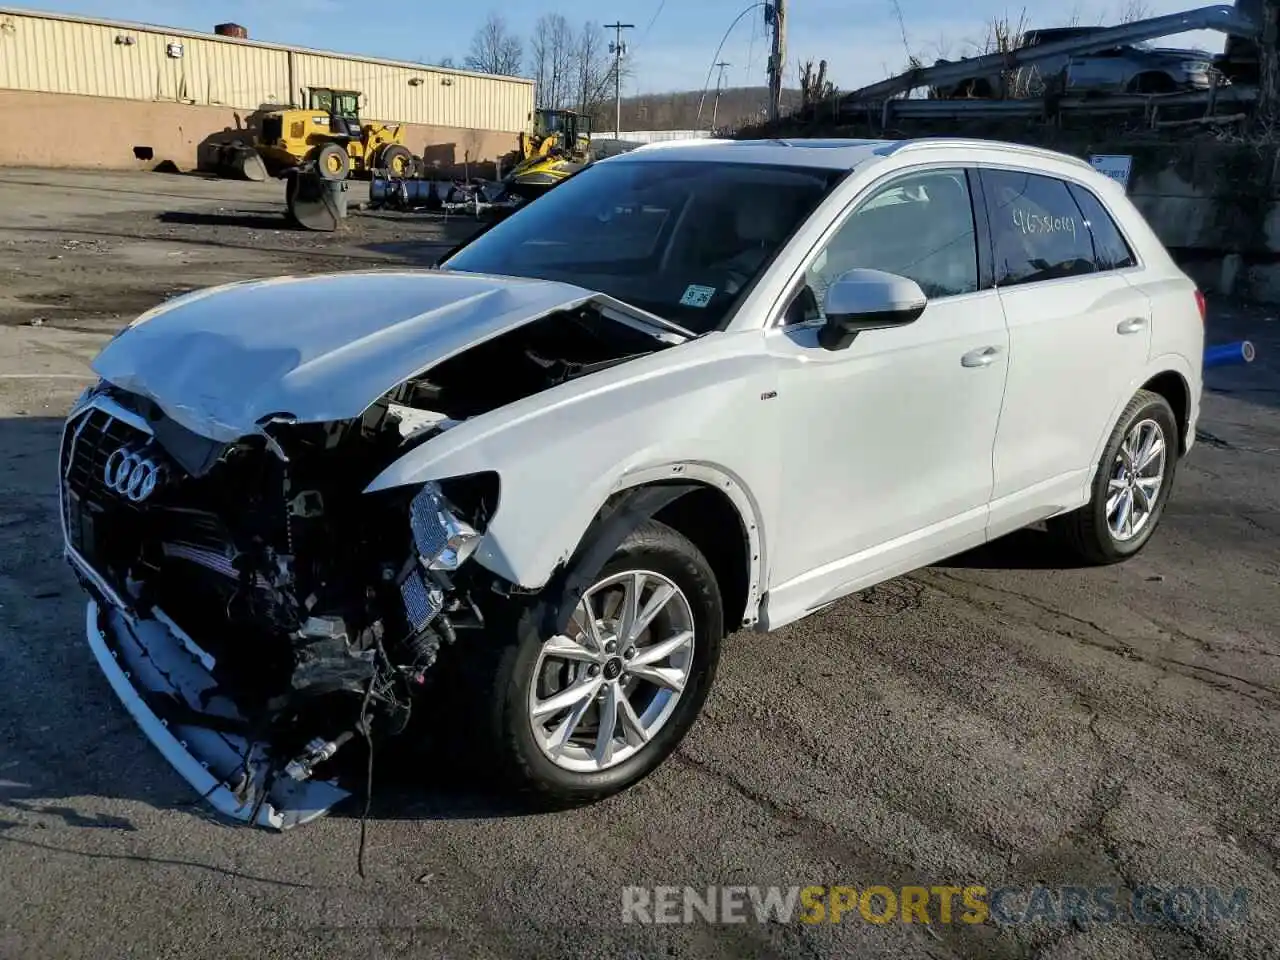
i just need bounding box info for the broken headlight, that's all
[409,478,490,571]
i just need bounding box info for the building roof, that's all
[0,5,533,85]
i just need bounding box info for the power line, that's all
[643,0,667,37]
[696,2,768,127]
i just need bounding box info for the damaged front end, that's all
[63,393,497,828]
[62,300,671,828]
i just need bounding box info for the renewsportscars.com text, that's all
[621,884,1250,927]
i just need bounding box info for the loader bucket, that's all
[233,148,269,183]
[285,169,348,232]
[213,144,268,182]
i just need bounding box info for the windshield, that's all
[442,160,844,334]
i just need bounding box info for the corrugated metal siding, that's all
[292,53,530,131]
[0,10,532,131]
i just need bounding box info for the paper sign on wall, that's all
[1089,155,1133,191]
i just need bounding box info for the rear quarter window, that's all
[1067,183,1137,271]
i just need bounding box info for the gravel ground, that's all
[0,168,1277,960]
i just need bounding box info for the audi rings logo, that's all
[103,447,167,503]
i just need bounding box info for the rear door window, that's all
[981,169,1096,286]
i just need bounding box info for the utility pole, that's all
[605,22,635,139]
[766,0,787,121]
[711,61,731,129]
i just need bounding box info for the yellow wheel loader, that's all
[256,88,417,179]
[501,109,593,200]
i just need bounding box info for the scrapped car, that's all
[61,137,1204,827]
[934,27,1222,98]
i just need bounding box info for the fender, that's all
[1084,352,1199,493]
[539,483,698,638]
[363,330,782,597]
[609,461,767,628]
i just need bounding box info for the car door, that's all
[979,167,1152,535]
[762,167,1010,623]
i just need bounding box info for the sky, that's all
[13,0,1225,96]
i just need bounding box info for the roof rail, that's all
[879,138,1095,172]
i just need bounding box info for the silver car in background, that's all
[934,26,1224,99]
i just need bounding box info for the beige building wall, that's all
[0,90,520,172]
[0,8,533,170]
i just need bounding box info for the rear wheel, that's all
[1049,390,1179,564]
[473,520,723,804]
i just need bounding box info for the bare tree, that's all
[531,13,575,108]
[1116,0,1151,23]
[465,13,524,76]
[570,21,617,118]
[799,59,836,107]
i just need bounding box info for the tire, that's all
[465,519,724,805]
[1049,390,1180,565]
[378,144,414,178]
[311,142,350,181]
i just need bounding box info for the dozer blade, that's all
[285,169,348,232]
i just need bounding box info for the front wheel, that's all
[378,144,415,178]
[1049,389,1180,564]
[478,520,723,804]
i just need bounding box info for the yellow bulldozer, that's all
[256,88,417,180]
[501,108,593,200]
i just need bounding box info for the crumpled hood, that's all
[92,269,602,441]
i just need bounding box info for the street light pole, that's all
[605,22,635,139]
[711,61,731,129]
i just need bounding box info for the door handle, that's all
[961,346,1003,368]
[1117,317,1148,335]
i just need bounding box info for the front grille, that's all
[262,115,283,144]
[62,406,151,505]
[60,404,152,563]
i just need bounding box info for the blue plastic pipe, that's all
[1204,341,1256,370]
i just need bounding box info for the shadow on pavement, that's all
[935,528,1096,572]
[157,210,297,231]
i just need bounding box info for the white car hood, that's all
[92,269,616,442]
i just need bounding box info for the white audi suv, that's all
[60,137,1204,826]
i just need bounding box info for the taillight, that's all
[1194,289,1207,324]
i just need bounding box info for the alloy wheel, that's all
[1107,418,1167,542]
[528,570,696,773]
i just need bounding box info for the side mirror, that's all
[819,269,928,351]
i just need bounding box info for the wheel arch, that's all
[539,465,766,640]
[1142,368,1192,454]
[1089,355,1198,470]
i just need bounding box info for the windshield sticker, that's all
[680,284,717,308]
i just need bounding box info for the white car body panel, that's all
[989,271,1152,508]
[365,330,778,601]
[762,288,1009,614]
[90,270,681,442]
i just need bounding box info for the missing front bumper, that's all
[83,599,351,829]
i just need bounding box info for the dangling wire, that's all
[356,669,377,879]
